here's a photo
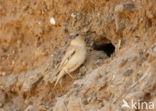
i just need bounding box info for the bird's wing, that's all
[58,46,76,70]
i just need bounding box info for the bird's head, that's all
[69,33,79,39]
[69,33,86,47]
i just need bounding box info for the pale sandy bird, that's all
[54,34,87,88]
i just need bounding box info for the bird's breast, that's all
[64,47,87,73]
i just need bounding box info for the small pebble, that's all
[23,4,29,11]
[12,60,15,65]
[71,13,76,18]
[1,72,6,76]
[50,17,56,25]
[87,97,92,102]
[83,26,90,33]
[115,3,136,12]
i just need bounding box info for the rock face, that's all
[0,0,156,111]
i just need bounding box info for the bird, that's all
[54,34,87,89]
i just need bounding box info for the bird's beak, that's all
[69,33,79,39]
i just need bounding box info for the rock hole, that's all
[94,43,115,57]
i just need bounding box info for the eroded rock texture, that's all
[0,0,156,111]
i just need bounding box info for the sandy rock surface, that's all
[0,0,156,111]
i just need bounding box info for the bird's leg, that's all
[59,79,63,89]
[64,70,74,79]
[53,79,63,93]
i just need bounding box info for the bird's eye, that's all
[69,33,79,39]
[75,34,79,36]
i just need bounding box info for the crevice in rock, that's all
[94,43,115,57]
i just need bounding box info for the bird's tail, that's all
[53,70,65,89]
